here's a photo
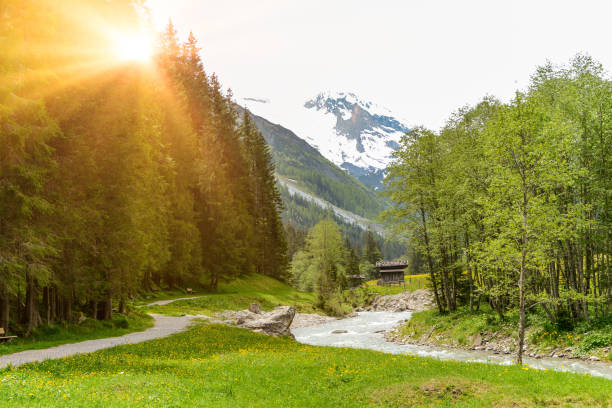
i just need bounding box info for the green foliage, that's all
[579,333,612,353]
[279,184,406,260]
[290,219,353,314]
[384,55,612,351]
[0,1,290,335]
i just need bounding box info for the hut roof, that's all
[375,260,409,268]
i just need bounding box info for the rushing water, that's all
[291,311,612,380]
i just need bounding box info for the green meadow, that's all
[1,322,610,407]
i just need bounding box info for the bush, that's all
[579,332,612,353]
[112,315,130,329]
[39,325,61,336]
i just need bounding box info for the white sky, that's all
[146,0,612,130]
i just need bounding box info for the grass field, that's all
[140,274,318,316]
[0,312,153,357]
[1,321,610,407]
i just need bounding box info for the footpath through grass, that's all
[141,274,317,316]
[1,322,610,407]
[0,274,310,357]
[0,312,153,357]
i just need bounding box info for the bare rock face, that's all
[363,289,434,312]
[290,313,337,329]
[219,306,296,338]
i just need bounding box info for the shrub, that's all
[112,315,130,329]
[579,332,612,353]
[39,325,61,336]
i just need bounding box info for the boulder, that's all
[291,313,337,329]
[220,306,296,338]
[241,306,295,337]
[249,303,262,314]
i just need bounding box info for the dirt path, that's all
[146,296,201,306]
[0,313,207,369]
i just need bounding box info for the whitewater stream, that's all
[291,311,612,380]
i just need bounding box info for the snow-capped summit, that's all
[239,91,410,189]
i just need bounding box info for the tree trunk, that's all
[517,156,528,366]
[103,289,112,320]
[420,205,444,313]
[119,296,126,314]
[0,296,9,335]
[25,270,41,335]
[91,300,98,320]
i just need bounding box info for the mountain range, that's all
[241,91,410,190]
[236,92,408,259]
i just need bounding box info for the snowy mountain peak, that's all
[305,91,400,119]
[239,91,410,189]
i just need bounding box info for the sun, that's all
[113,33,153,62]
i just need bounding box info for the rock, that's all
[588,356,600,361]
[240,306,296,337]
[218,306,296,337]
[472,333,483,347]
[290,313,337,329]
[364,289,435,312]
[332,329,348,334]
[249,303,261,314]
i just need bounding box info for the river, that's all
[291,311,612,380]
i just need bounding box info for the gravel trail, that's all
[146,296,201,306]
[0,310,207,369]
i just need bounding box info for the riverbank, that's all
[2,321,610,407]
[386,305,612,363]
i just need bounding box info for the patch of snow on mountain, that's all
[238,91,410,187]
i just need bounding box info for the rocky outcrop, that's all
[290,313,338,329]
[218,306,295,338]
[361,289,434,312]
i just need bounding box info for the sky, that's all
[146,0,612,130]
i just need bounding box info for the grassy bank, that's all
[0,311,153,357]
[364,274,429,295]
[1,275,314,357]
[394,305,612,361]
[141,274,318,316]
[1,322,609,407]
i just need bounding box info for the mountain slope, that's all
[241,92,410,189]
[242,107,386,219]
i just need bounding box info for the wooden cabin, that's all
[375,260,409,286]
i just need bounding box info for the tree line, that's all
[384,55,611,364]
[290,219,383,315]
[279,184,405,260]
[0,0,287,335]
